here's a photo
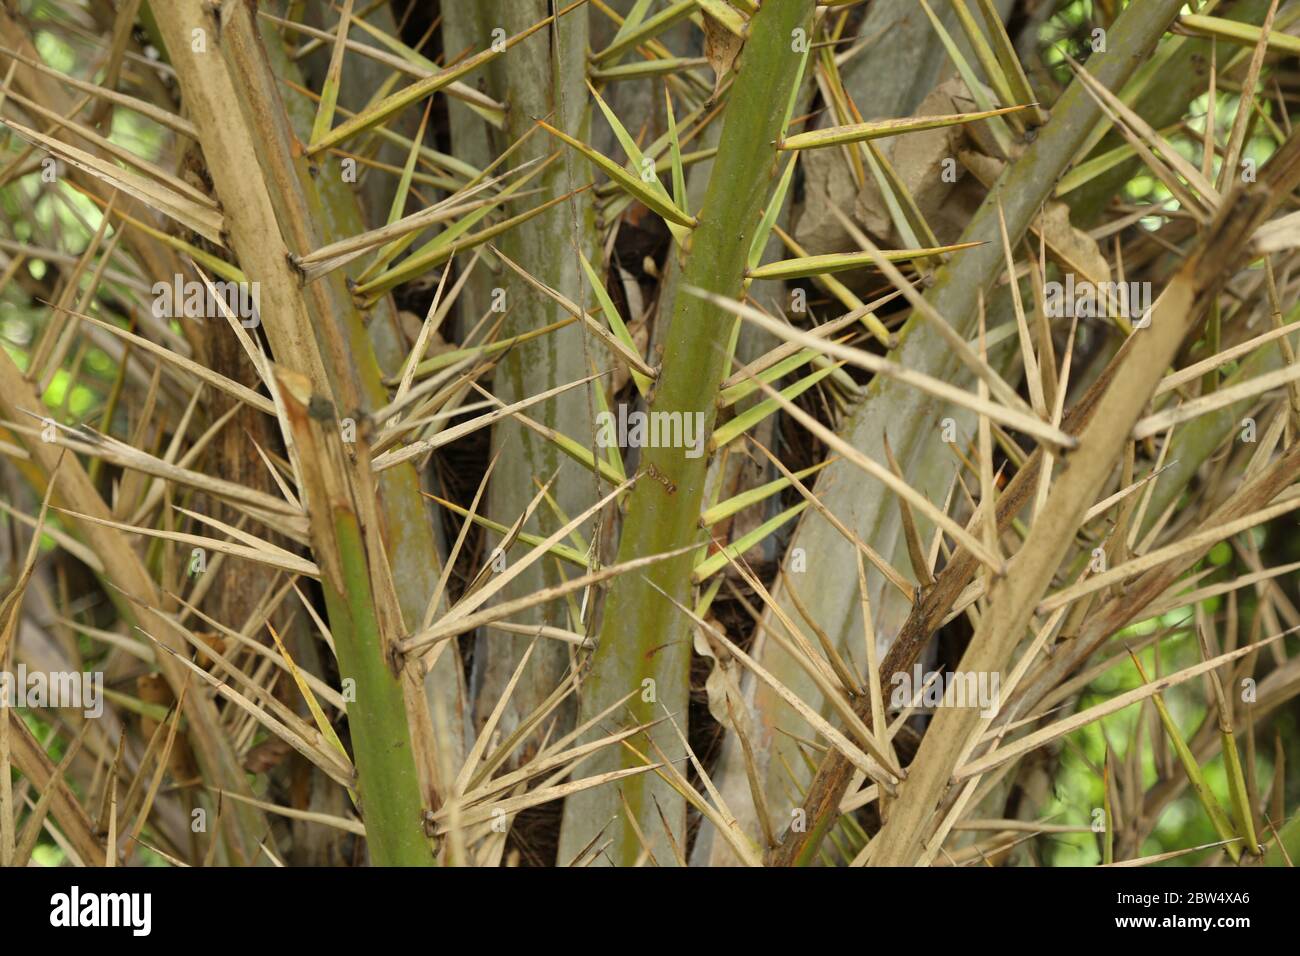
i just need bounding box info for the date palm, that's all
[1,0,1299,869]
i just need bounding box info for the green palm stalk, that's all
[558,0,815,867]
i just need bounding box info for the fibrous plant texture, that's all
[2,0,1300,870]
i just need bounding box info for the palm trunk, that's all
[747,0,1193,866]
[444,0,601,765]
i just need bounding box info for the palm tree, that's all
[1,0,1298,868]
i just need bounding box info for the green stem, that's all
[258,14,467,770]
[277,370,433,866]
[325,513,433,866]
[558,0,815,867]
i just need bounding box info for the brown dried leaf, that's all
[703,13,745,105]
